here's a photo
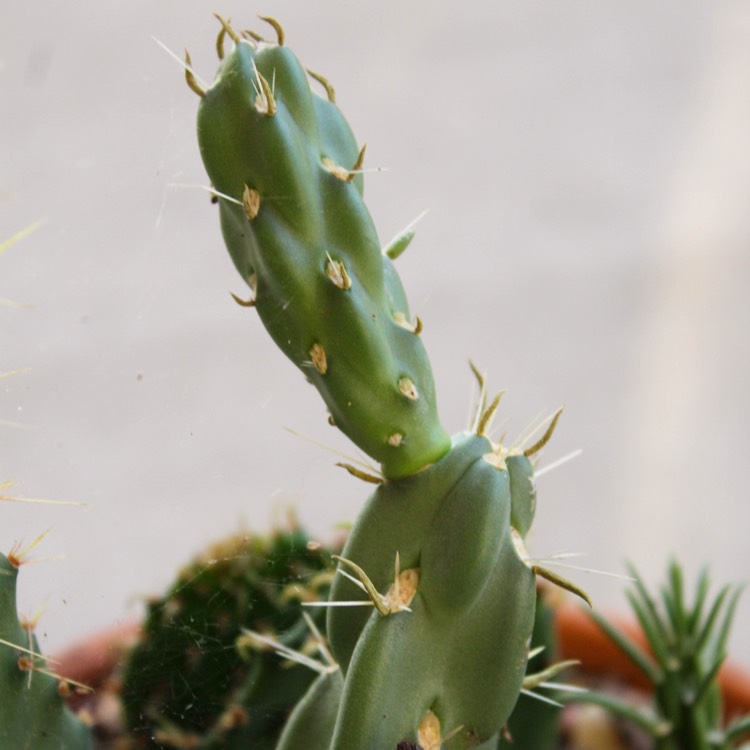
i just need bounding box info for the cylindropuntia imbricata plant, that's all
[186,14,587,748]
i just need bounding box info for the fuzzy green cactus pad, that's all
[121,527,336,750]
[194,19,450,479]
[0,552,93,750]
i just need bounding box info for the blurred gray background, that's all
[2,1,749,666]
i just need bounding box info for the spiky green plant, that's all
[187,15,586,748]
[121,526,337,750]
[0,550,93,750]
[563,561,750,750]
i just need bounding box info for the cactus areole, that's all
[191,16,576,749]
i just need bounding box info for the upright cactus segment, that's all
[189,16,583,748]
[192,15,450,480]
[121,526,337,750]
[0,551,93,750]
[563,562,750,750]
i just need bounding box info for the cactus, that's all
[121,525,337,749]
[562,561,750,749]
[497,585,566,749]
[2,224,93,749]
[0,550,93,750]
[191,16,449,481]
[188,15,586,748]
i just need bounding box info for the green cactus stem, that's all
[121,526,337,750]
[0,551,93,750]
[324,432,540,749]
[192,15,450,479]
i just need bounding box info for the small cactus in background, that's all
[562,561,750,749]
[121,525,337,749]
[188,15,585,748]
[0,550,93,750]
[191,15,450,481]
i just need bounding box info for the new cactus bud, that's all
[193,17,450,479]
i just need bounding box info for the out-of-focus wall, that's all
[3,1,749,663]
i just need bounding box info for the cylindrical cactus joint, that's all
[193,16,450,479]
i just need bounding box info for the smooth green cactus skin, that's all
[274,670,343,750]
[121,528,335,750]
[326,434,537,749]
[196,34,450,479]
[0,553,93,750]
